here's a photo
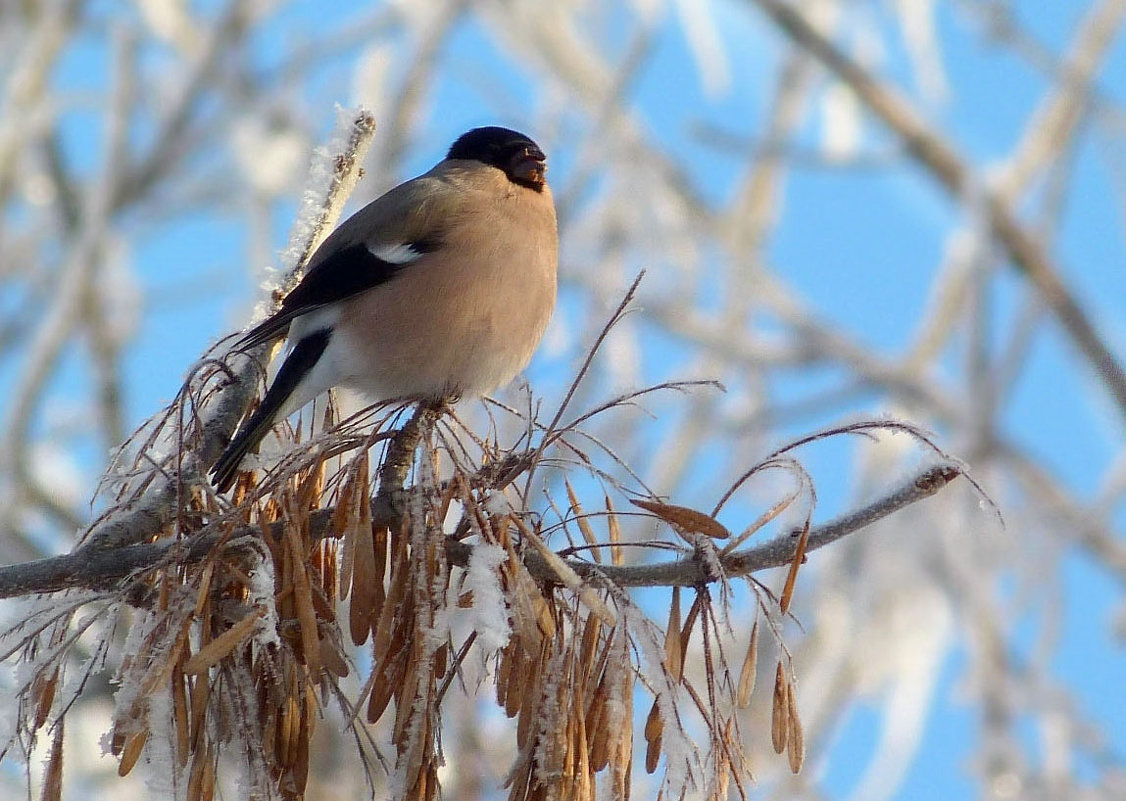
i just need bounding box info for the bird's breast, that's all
[334,193,558,402]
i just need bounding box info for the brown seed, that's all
[787,681,805,773]
[495,641,514,709]
[288,695,306,771]
[193,561,215,618]
[532,593,557,639]
[679,593,703,668]
[277,696,298,768]
[505,647,526,719]
[588,719,609,772]
[367,639,408,725]
[771,660,788,755]
[32,668,58,730]
[41,722,63,801]
[566,477,601,564]
[780,520,810,614]
[515,664,542,748]
[182,607,265,675]
[371,523,388,633]
[118,729,148,776]
[200,742,216,801]
[110,724,124,757]
[665,587,683,682]
[284,523,321,676]
[348,519,376,646]
[434,643,448,680]
[586,677,610,771]
[293,697,312,794]
[322,538,338,604]
[373,533,410,656]
[172,668,190,766]
[393,654,420,746]
[304,681,318,743]
[644,698,663,744]
[335,473,357,601]
[736,619,759,708]
[187,750,204,801]
[605,494,623,566]
[611,667,635,797]
[365,670,395,725]
[189,671,209,752]
[645,730,662,774]
[630,498,731,540]
[578,615,603,685]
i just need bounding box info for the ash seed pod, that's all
[771,660,788,755]
[787,680,805,773]
[118,729,148,777]
[736,618,759,708]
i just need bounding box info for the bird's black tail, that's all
[210,403,280,493]
[211,328,332,493]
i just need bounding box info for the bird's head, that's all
[447,126,547,191]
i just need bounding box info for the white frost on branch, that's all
[466,542,512,654]
[265,105,375,321]
[620,602,700,797]
[247,543,281,654]
[140,682,180,800]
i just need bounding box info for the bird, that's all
[210,126,558,492]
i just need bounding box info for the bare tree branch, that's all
[0,461,963,598]
[750,0,1126,420]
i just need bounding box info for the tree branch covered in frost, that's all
[0,455,965,600]
[81,108,376,552]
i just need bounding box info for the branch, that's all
[750,0,1126,420]
[375,401,445,516]
[0,461,964,599]
[81,108,377,551]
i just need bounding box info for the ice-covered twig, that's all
[81,108,376,551]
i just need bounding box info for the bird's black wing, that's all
[235,245,407,350]
[233,175,448,351]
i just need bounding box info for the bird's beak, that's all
[508,145,547,188]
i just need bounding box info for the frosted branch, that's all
[0,461,963,598]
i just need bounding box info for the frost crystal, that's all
[142,684,179,799]
[466,543,512,653]
[247,546,280,654]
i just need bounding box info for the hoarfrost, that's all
[466,543,511,654]
[620,604,699,796]
[247,545,281,654]
[272,105,367,313]
[141,683,180,800]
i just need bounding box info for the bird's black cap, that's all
[447,126,547,190]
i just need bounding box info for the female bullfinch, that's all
[211,126,557,491]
